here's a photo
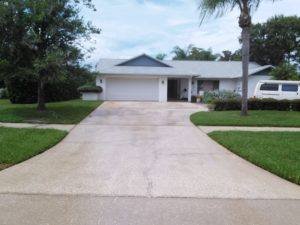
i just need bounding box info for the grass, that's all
[0,99,102,124]
[209,131,300,185]
[191,110,300,127]
[0,127,67,169]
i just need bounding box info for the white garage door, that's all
[106,77,159,101]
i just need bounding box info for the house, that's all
[95,54,273,102]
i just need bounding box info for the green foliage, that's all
[219,50,242,61]
[78,85,102,93]
[209,131,300,185]
[270,63,299,80]
[5,66,94,103]
[203,91,241,104]
[250,15,300,66]
[172,45,218,61]
[213,99,241,111]
[155,53,167,60]
[0,0,100,109]
[211,98,300,111]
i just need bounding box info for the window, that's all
[213,81,219,91]
[260,83,279,91]
[282,84,298,92]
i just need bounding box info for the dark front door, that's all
[168,79,178,100]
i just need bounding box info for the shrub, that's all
[213,98,300,111]
[291,100,300,111]
[277,99,292,111]
[203,90,240,104]
[77,85,102,93]
[261,98,279,110]
[213,99,241,111]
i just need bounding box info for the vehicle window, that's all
[260,83,279,91]
[282,84,298,92]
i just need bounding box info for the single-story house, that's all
[95,54,273,102]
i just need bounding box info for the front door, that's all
[168,79,179,100]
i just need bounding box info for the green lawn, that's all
[209,131,300,185]
[0,127,67,170]
[0,99,102,124]
[191,110,300,127]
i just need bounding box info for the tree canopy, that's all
[219,50,242,61]
[172,45,218,61]
[155,53,167,60]
[0,0,100,110]
[270,63,300,80]
[250,15,300,66]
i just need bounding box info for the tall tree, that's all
[219,50,242,61]
[250,15,300,66]
[198,0,274,116]
[270,63,299,80]
[0,0,100,111]
[172,45,191,60]
[156,53,167,60]
[172,45,217,61]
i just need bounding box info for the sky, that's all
[82,0,300,64]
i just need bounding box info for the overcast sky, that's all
[82,0,300,64]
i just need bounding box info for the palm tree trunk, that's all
[37,79,46,111]
[241,26,250,116]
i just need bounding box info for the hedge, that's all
[77,85,102,93]
[212,98,300,111]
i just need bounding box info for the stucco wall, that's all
[219,79,236,92]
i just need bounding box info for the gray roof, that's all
[96,54,273,79]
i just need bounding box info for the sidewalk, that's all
[199,126,300,133]
[0,122,75,131]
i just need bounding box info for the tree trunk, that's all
[241,26,250,116]
[37,79,46,111]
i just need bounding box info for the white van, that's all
[254,80,300,100]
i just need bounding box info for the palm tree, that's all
[198,0,274,116]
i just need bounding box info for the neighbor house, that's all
[95,54,273,102]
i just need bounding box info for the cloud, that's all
[82,0,300,64]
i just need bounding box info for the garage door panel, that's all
[106,77,159,101]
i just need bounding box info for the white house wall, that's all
[219,79,236,92]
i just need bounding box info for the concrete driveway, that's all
[0,101,300,225]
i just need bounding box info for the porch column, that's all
[188,77,192,102]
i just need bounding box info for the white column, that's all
[188,77,192,102]
[159,77,168,102]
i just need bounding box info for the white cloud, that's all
[82,0,300,64]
